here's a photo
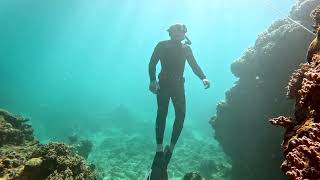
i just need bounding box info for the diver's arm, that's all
[149,43,161,81]
[186,46,206,80]
[148,43,161,94]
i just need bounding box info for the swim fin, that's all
[146,151,168,180]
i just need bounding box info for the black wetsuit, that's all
[148,40,206,146]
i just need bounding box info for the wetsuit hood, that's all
[167,23,187,33]
[167,23,192,45]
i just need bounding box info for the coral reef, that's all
[23,142,99,180]
[270,55,320,179]
[0,142,38,179]
[0,109,100,180]
[212,1,320,179]
[0,109,35,146]
[89,127,231,179]
[310,6,320,30]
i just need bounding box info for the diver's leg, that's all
[149,89,170,177]
[155,88,170,151]
[170,86,186,148]
[164,85,185,166]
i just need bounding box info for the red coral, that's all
[298,55,320,121]
[271,55,320,179]
[280,121,320,179]
[287,63,311,99]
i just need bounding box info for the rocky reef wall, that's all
[270,27,320,179]
[210,1,320,179]
[271,6,320,180]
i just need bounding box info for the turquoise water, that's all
[0,0,294,179]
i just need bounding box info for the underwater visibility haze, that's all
[1,0,320,179]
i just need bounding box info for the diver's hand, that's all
[202,79,210,89]
[149,80,160,94]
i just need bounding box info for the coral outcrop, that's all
[24,142,98,179]
[0,109,35,146]
[271,54,320,179]
[310,6,320,29]
[211,1,320,179]
[0,109,100,180]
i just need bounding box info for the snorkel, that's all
[185,35,192,45]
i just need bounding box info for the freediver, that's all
[147,23,210,179]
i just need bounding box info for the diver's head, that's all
[167,23,187,42]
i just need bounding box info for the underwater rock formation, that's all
[183,172,203,180]
[306,15,320,63]
[75,139,93,159]
[0,109,100,180]
[0,109,35,147]
[310,5,320,29]
[67,134,93,159]
[24,142,98,179]
[198,159,230,179]
[271,55,320,179]
[211,1,320,180]
[198,159,217,179]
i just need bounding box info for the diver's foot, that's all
[149,151,167,180]
[148,169,168,180]
[164,145,173,167]
[151,151,166,170]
